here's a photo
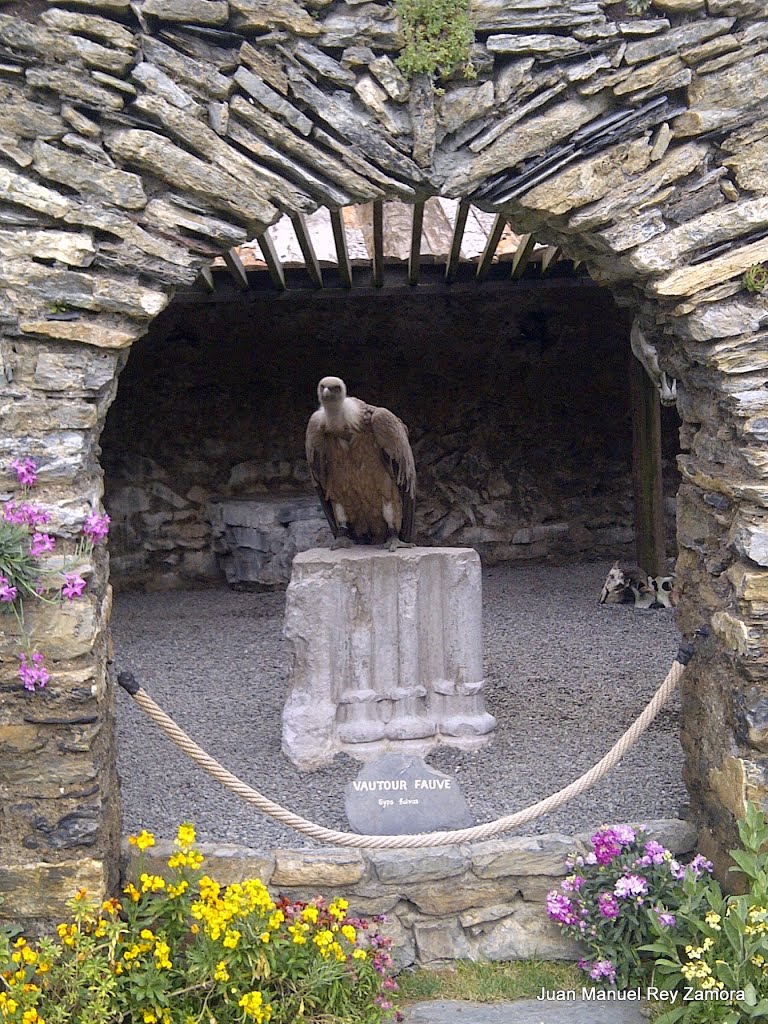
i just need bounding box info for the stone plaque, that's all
[344,753,473,835]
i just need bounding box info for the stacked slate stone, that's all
[0,0,767,931]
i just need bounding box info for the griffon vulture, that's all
[306,376,416,550]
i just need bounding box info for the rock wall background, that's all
[100,283,680,589]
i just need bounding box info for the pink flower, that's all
[546,891,579,926]
[10,457,37,487]
[614,874,648,899]
[19,651,49,691]
[61,573,87,601]
[589,960,616,984]
[3,503,50,528]
[82,511,110,545]
[592,827,623,865]
[30,533,56,556]
[598,892,620,919]
[0,575,17,603]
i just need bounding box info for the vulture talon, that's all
[385,536,414,552]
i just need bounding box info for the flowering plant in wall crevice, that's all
[0,458,110,691]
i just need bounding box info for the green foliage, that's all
[744,264,768,294]
[645,802,768,1023]
[397,958,582,1003]
[395,0,476,81]
[625,0,653,14]
[0,825,401,1024]
[0,519,40,610]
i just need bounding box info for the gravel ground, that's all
[114,561,686,848]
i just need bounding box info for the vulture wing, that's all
[370,406,417,543]
[305,411,340,537]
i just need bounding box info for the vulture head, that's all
[318,376,347,406]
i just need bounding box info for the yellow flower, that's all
[175,823,196,849]
[222,929,241,949]
[214,961,230,983]
[704,911,722,930]
[139,873,166,894]
[328,899,348,921]
[167,880,189,899]
[260,932,271,943]
[268,911,284,930]
[301,906,319,924]
[140,929,155,941]
[341,924,356,943]
[129,830,156,852]
[154,941,172,970]
[142,1011,157,1024]
[352,948,367,960]
[239,990,272,1022]
[123,883,140,903]
[21,1009,39,1023]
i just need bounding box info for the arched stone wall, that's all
[1,0,767,928]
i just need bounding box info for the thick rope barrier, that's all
[118,644,691,849]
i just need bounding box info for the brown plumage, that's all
[306,376,416,549]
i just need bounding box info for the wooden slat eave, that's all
[256,230,286,291]
[291,212,324,289]
[475,214,507,281]
[408,201,425,287]
[330,208,353,288]
[372,200,384,288]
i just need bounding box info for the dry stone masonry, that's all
[1,0,768,931]
[124,818,697,966]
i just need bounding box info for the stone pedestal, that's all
[282,547,496,770]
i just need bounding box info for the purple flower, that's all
[546,891,578,926]
[655,909,676,928]
[613,825,636,846]
[614,874,648,899]
[61,573,87,601]
[589,960,616,985]
[10,457,37,487]
[19,651,49,691]
[688,854,714,878]
[4,503,50,528]
[82,511,110,545]
[592,828,623,865]
[561,874,585,892]
[598,892,620,919]
[644,840,667,864]
[669,859,686,881]
[0,575,17,603]
[30,533,55,557]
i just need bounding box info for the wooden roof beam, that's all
[330,208,353,289]
[445,200,470,284]
[540,245,562,275]
[510,233,536,279]
[256,229,286,291]
[196,265,215,292]
[372,200,384,288]
[475,214,507,281]
[223,247,250,290]
[408,201,425,287]
[291,212,323,289]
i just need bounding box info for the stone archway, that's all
[1,0,767,928]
